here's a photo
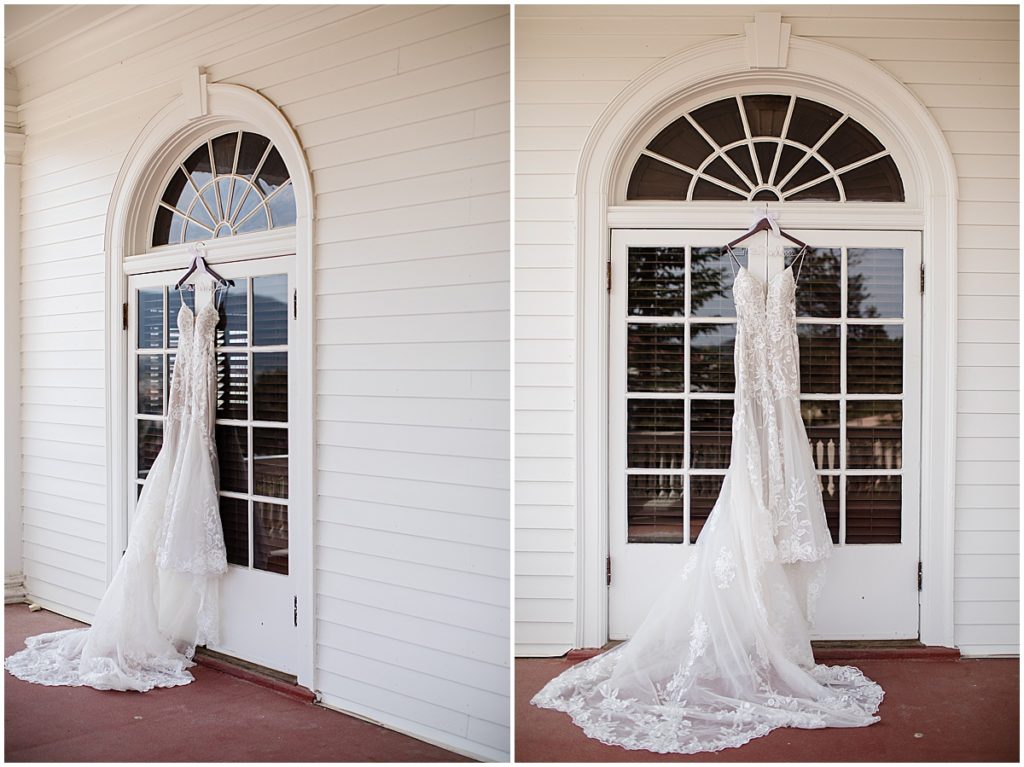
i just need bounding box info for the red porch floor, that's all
[5,604,469,762]
[516,654,1019,762]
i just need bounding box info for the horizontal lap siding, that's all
[515,5,1019,657]
[18,82,173,621]
[283,7,511,760]
[13,5,509,761]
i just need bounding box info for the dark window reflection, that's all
[137,420,163,479]
[773,144,805,186]
[726,146,757,185]
[690,98,745,147]
[797,324,840,393]
[217,282,248,347]
[182,141,214,190]
[627,248,685,317]
[848,400,903,470]
[793,248,841,317]
[627,324,684,392]
[848,248,903,318]
[690,474,724,543]
[787,155,830,192]
[253,352,288,421]
[212,132,239,176]
[627,474,683,543]
[690,399,733,469]
[692,178,746,201]
[253,274,289,346]
[788,97,843,147]
[847,324,903,393]
[787,178,840,201]
[138,289,163,349]
[237,133,271,178]
[254,427,288,498]
[254,502,288,574]
[137,355,163,416]
[152,131,295,246]
[255,147,289,197]
[840,156,904,202]
[692,247,745,317]
[743,94,790,137]
[215,425,248,494]
[625,95,903,203]
[846,475,901,544]
[647,116,711,170]
[819,474,840,543]
[690,323,736,393]
[219,496,249,567]
[819,117,885,170]
[167,288,194,348]
[627,399,684,469]
[753,142,779,184]
[703,157,746,191]
[627,155,692,200]
[801,400,840,471]
[216,353,248,420]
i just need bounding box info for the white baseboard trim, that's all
[4,574,26,604]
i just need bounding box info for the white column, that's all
[4,67,25,603]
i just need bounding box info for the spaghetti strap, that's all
[725,244,743,275]
[791,245,809,284]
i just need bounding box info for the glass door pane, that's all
[131,272,291,575]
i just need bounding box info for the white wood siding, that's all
[10,5,509,760]
[515,4,1019,657]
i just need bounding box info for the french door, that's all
[128,255,299,674]
[608,229,922,640]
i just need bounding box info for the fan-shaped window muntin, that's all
[627,95,905,203]
[153,131,297,247]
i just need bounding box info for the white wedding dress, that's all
[531,236,884,753]
[6,283,228,691]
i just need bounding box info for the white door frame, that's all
[573,34,958,649]
[104,81,317,688]
[608,228,923,640]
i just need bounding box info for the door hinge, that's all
[292,288,297,320]
[606,555,612,586]
[920,263,925,294]
[293,595,298,627]
[917,561,923,591]
[122,302,129,331]
[606,261,612,292]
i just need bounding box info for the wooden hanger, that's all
[725,211,808,250]
[175,243,234,290]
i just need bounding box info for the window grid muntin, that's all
[624,244,904,545]
[133,276,290,572]
[153,131,295,247]
[629,94,904,203]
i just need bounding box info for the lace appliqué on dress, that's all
[531,235,882,753]
[6,288,229,692]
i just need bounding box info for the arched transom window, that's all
[627,94,904,203]
[153,131,296,247]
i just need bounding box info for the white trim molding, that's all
[574,34,958,649]
[745,13,791,69]
[104,81,318,687]
[5,125,25,600]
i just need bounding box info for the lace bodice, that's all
[731,238,829,566]
[734,264,801,401]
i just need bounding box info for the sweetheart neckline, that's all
[178,301,219,319]
[735,264,793,288]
